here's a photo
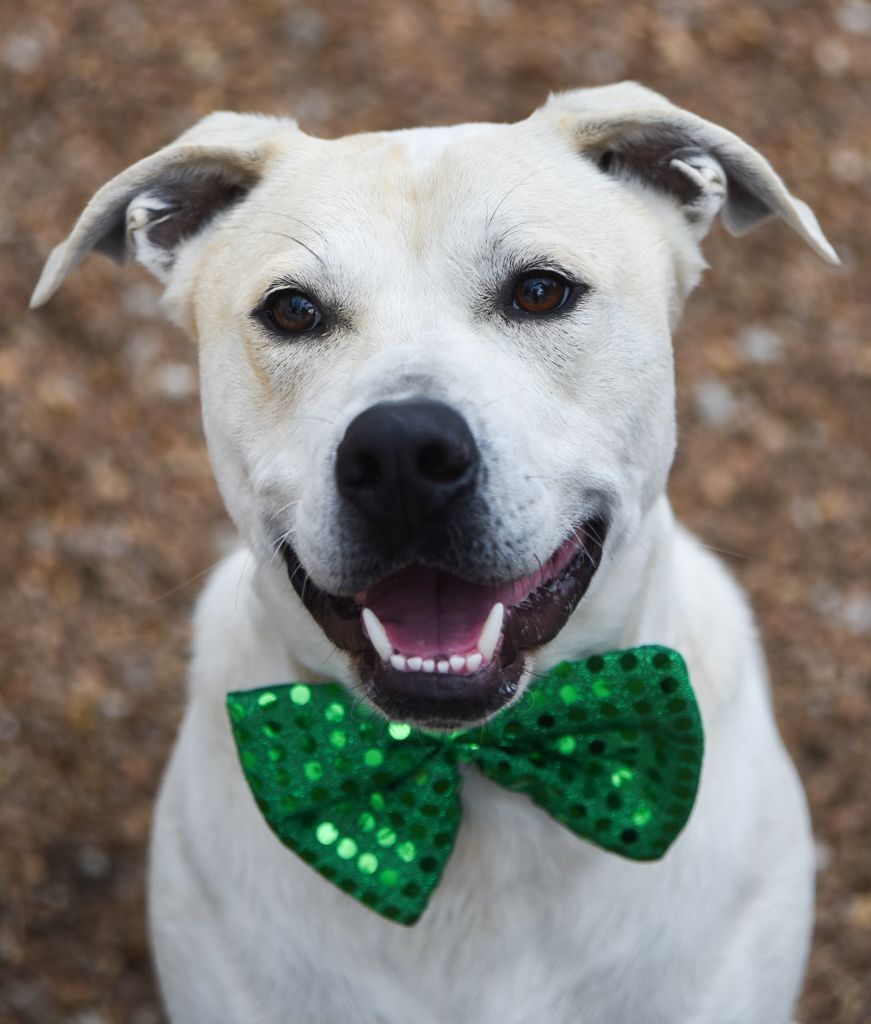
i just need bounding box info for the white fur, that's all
[32,83,836,1023]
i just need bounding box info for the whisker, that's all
[697,542,749,561]
[220,224,325,264]
[486,166,560,231]
[242,207,328,244]
[264,499,297,532]
[146,552,237,604]
[478,391,523,412]
[235,549,254,611]
[292,414,339,427]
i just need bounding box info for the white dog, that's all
[32,83,838,1024]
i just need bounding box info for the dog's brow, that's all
[246,206,329,245]
[255,229,325,265]
[478,229,580,283]
[219,220,327,267]
[484,164,562,233]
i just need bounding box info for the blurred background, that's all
[0,0,868,1021]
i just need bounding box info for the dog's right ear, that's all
[30,112,293,308]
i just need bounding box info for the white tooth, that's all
[390,653,407,672]
[449,655,466,673]
[422,659,435,673]
[437,660,450,674]
[466,652,483,673]
[477,602,504,663]
[362,608,394,662]
[407,656,423,672]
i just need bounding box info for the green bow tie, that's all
[226,645,703,925]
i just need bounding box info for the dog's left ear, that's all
[546,82,839,264]
[30,111,293,308]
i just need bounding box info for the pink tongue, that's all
[361,566,500,657]
[357,535,584,659]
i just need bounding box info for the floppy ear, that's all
[546,82,839,264]
[30,111,294,308]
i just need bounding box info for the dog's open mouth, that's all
[282,517,606,728]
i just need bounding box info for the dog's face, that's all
[193,120,680,727]
[33,83,836,729]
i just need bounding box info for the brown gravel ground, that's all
[1,1,869,1021]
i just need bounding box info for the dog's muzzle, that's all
[284,399,608,729]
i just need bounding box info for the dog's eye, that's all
[512,271,572,315]
[263,289,323,334]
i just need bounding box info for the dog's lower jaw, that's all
[355,636,529,730]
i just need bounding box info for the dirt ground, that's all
[1,0,869,1021]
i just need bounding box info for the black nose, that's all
[335,400,479,531]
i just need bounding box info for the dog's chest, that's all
[225,771,711,1024]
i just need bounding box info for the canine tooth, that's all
[407,656,423,672]
[466,652,483,673]
[422,659,435,673]
[477,602,504,663]
[437,660,450,674]
[449,655,466,673]
[390,653,407,672]
[362,608,394,661]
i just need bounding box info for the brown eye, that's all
[265,289,323,334]
[512,271,571,315]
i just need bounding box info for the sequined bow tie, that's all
[226,645,703,925]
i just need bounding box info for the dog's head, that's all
[33,83,837,729]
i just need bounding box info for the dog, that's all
[32,82,838,1023]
